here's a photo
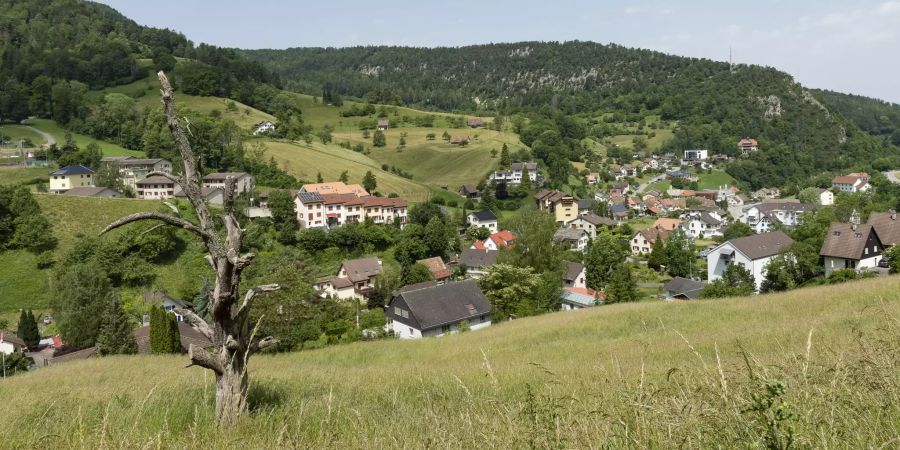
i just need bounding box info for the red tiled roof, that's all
[416,257,451,280]
[564,287,606,300]
[472,240,486,250]
[489,230,516,247]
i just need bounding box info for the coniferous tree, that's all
[499,143,511,168]
[647,236,666,271]
[16,309,40,349]
[96,299,137,356]
[339,170,349,183]
[606,264,638,303]
[149,307,180,354]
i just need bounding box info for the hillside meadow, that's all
[1,276,898,448]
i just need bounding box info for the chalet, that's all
[416,257,452,283]
[832,174,870,193]
[49,165,94,193]
[450,135,470,145]
[458,248,498,279]
[707,231,794,291]
[563,262,586,289]
[61,186,121,198]
[252,121,276,135]
[740,201,813,233]
[737,137,759,153]
[664,277,706,300]
[132,321,212,354]
[560,287,604,310]
[377,119,389,130]
[467,210,498,233]
[566,213,617,239]
[489,162,539,185]
[534,189,578,224]
[202,172,254,194]
[630,228,669,255]
[820,222,883,276]
[315,257,383,300]
[0,330,26,355]
[136,175,176,199]
[385,280,492,339]
[553,228,589,251]
[867,210,900,247]
[471,230,516,251]
[467,117,483,128]
[459,184,480,200]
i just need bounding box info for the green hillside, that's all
[2,276,898,447]
[23,119,143,157]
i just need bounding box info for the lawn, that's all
[259,138,432,201]
[22,119,143,158]
[0,166,52,186]
[0,124,47,146]
[2,276,899,447]
[696,169,737,190]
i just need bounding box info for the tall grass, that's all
[1,276,899,448]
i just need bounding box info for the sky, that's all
[97,0,900,103]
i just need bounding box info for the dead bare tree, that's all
[101,71,278,425]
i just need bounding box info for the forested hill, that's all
[812,89,900,145]
[246,42,900,189]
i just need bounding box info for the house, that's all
[450,135,470,145]
[666,170,696,181]
[553,228,589,251]
[630,228,669,255]
[471,230,516,251]
[132,321,213,354]
[101,157,173,190]
[385,280,492,339]
[416,257,452,283]
[740,201,813,233]
[563,262,586,289]
[49,165,94,193]
[534,189,578,225]
[681,211,724,239]
[467,210,498,233]
[203,172,254,194]
[560,287,604,310]
[0,330,26,355]
[832,175,871,193]
[867,210,900,247]
[652,218,683,231]
[467,117,483,128]
[815,188,834,206]
[737,137,759,153]
[143,291,194,321]
[295,191,407,229]
[61,186,121,198]
[315,257,383,300]
[820,222,884,276]
[459,184,480,200]
[252,120,276,135]
[136,175,176,199]
[489,162,539,186]
[645,158,660,170]
[611,204,630,222]
[300,182,369,197]
[174,186,224,205]
[683,149,709,162]
[664,277,706,300]
[707,231,794,291]
[585,172,600,185]
[577,198,596,212]
[377,119,389,130]
[458,248,498,279]
[566,213,617,239]
[752,187,781,200]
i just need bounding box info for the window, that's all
[408,327,413,335]
[441,325,451,334]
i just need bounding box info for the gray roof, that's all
[664,277,706,300]
[459,249,498,268]
[554,228,586,242]
[136,175,175,185]
[867,212,900,246]
[819,223,881,260]
[577,198,596,210]
[753,202,814,214]
[48,346,97,364]
[470,210,498,221]
[0,329,26,349]
[61,187,120,197]
[459,184,479,194]
[579,212,617,227]
[340,257,382,283]
[511,162,538,171]
[119,158,168,166]
[386,280,492,331]
[564,262,584,282]
[699,212,722,226]
[50,165,94,176]
[726,231,794,260]
[297,191,324,203]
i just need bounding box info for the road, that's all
[19,120,56,147]
[637,174,666,193]
[885,170,900,184]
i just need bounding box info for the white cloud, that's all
[878,1,900,13]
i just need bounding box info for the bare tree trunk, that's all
[101,71,278,425]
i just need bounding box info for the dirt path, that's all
[18,121,56,147]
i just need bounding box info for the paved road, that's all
[885,170,900,184]
[19,120,56,147]
[638,174,666,193]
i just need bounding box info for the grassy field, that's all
[1,276,899,447]
[696,169,737,190]
[260,139,432,201]
[0,166,51,186]
[0,124,47,146]
[22,119,143,158]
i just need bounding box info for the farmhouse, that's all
[136,175,176,199]
[467,210,498,233]
[202,172,254,194]
[142,290,194,321]
[820,222,884,276]
[377,119,389,130]
[458,248,498,279]
[707,231,794,291]
[664,277,706,300]
[49,165,94,193]
[385,280,492,339]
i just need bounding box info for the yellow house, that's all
[49,165,95,193]
[555,196,578,224]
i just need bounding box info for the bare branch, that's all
[250,336,279,354]
[236,284,280,317]
[100,211,210,239]
[162,201,181,217]
[173,307,214,341]
[185,344,223,375]
[140,223,165,236]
